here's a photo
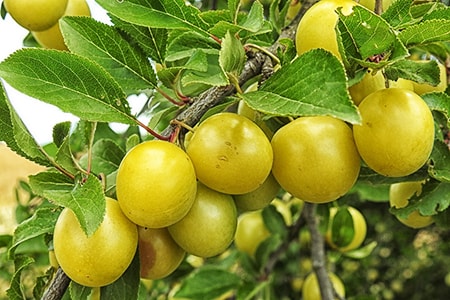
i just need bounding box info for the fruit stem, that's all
[135,119,170,141]
[245,43,281,66]
[157,87,189,106]
[171,119,196,133]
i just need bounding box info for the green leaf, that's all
[392,180,450,218]
[277,38,297,66]
[29,172,106,236]
[428,140,450,182]
[422,92,450,125]
[96,0,211,37]
[219,31,246,77]
[0,82,51,166]
[410,2,445,20]
[239,0,266,33]
[79,139,125,176]
[165,31,220,64]
[398,19,450,48]
[6,255,34,300]
[337,5,408,71]
[100,253,140,300]
[350,181,390,202]
[53,122,80,175]
[69,282,92,300]
[174,267,241,299]
[381,0,416,29]
[423,6,450,21]
[241,49,361,124]
[110,15,168,64]
[180,53,229,91]
[228,0,240,22]
[208,1,272,39]
[384,59,441,85]
[61,17,157,94]
[358,166,429,185]
[53,122,72,148]
[0,49,134,124]
[262,204,287,237]
[343,241,377,259]
[254,234,283,270]
[8,207,60,258]
[236,280,270,300]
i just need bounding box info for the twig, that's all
[41,268,71,300]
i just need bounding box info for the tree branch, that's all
[41,268,71,300]
[303,203,334,300]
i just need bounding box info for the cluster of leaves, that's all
[0,0,449,299]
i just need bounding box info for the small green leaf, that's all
[8,207,60,258]
[96,0,211,37]
[399,19,450,47]
[180,53,229,91]
[277,38,297,66]
[381,0,416,29]
[422,92,450,125]
[410,1,445,19]
[174,267,241,299]
[228,0,240,22]
[338,6,396,60]
[53,122,72,148]
[357,166,429,185]
[350,181,390,202]
[219,31,246,77]
[343,241,377,259]
[53,122,80,175]
[29,172,106,236]
[69,282,92,300]
[79,139,125,176]
[61,17,157,94]
[100,253,140,300]
[254,234,283,270]
[428,140,450,182]
[239,0,266,33]
[209,1,272,39]
[423,6,450,21]
[6,255,34,300]
[125,134,141,152]
[241,49,361,124]
[165,31,220,63]
[262,204,287,237]
[392,180,450,219]
[384,59,441,85]
[0,49,133,124]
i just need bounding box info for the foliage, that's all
[0,0,449,299]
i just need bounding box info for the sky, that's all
[0,0,114,145]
